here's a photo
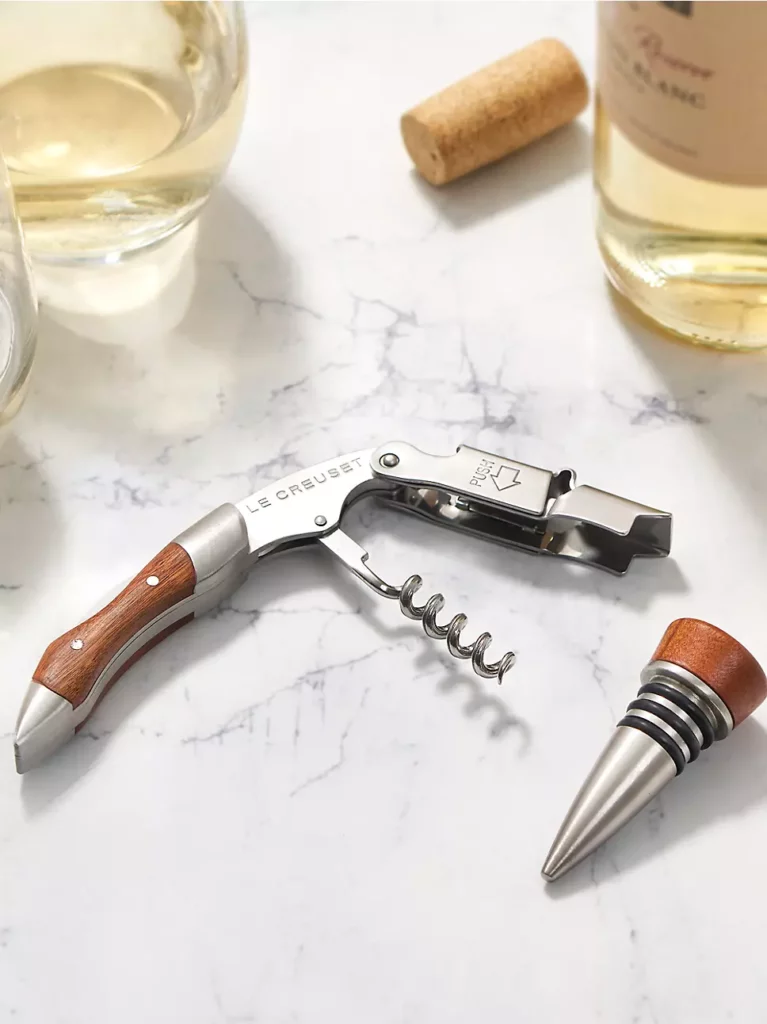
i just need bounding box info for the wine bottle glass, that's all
[0,147,36,435]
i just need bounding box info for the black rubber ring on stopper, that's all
[638,680,716,748]
[627,698,701,762]
[619,714,686,775]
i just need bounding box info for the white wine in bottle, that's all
[596,1,767,350]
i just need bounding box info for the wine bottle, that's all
[596,1,767,350]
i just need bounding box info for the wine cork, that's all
[401,38,589,186]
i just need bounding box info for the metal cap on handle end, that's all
[542,618,767,883]
[14,682,76,774]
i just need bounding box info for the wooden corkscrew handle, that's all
[32,543,198,711]
[15,505,253,772]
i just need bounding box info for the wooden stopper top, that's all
[652,618,767,727]
[401,38,589,186]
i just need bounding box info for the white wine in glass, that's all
[0,1,247,265]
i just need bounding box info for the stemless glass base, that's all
[0,153,37,428]
[22,197,208,267]
[0,329,35,432]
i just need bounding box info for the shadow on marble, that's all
[18,537,496,810]
[332,502,532,742]
[432,664,531,748]
[545,716,767,897]
[34,219,200,337]
[17,551,329,812]
[328,547,531,745]
[0,434,59,619]
[23,187,291,444]
[611,287,767,523]
[409,120,591,230]
[19,526,535,814]
[472,540,687,612]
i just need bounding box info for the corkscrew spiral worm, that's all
[397,575,515,683]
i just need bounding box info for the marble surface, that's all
[3,3,767,1022]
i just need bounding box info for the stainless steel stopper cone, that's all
[542,618,767,882]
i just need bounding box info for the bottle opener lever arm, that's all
[319,441,672,695]
[370,442,672,574]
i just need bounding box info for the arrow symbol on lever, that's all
[490,465,521,491]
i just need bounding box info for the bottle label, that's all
[599,1,767,186]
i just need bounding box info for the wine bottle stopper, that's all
[542,618,767,882]
[400,38,589,186]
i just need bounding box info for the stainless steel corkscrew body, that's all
[15,441,672,772]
